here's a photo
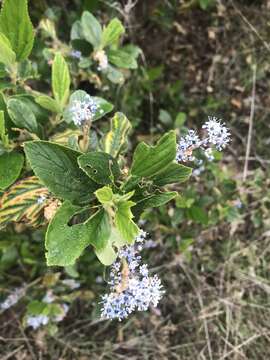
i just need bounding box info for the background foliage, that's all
[1,0,270,359]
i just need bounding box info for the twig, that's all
[2,345,24,360]
[230,1,270,53]
[11,311,37,360]
[219,332,270,360]
[243,64,256,181]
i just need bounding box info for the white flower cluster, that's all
[70,95,99,126]
[176,116,231,163]
[101,230,164,321]
[0,287,25,311]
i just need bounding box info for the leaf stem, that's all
[80,120,91,152]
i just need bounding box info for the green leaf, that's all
[95,186,113,204]
[81,11,102,48]
[94,239,116,265]
[35,95,61,113]
[52,53,70,108]
[174,112,186,128]
[115,199,139,244]
[0,176,49,229]
[102,112,131,157]
[121,44,141,59]
[133,191,177,218]
[0,0,34,61]
[24,141,98,205]
[131,131,177,178]
[0,152,24,189]
[199,0,214,10]
[121,175,140,193]
[7,98,38,133]
[101,18,124,48]
[108,48,138,69]
[78,151,120,185]
[93,96,114,120]
[95,227,124,265]
[0,110,8,148]
[188,206,208,225]
[158,109,172,126]
[152,163,192,186]
[26,300,47,316]
[106,65,124,84]
[63,90,113,124]
[71,20,84,40]
[45,201,111,266]
[0,32,16,66]
[12,95,48,124]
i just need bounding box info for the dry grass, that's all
[1,1,270,359]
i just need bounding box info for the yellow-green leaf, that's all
[102,112,131,157]
[0,32,16,66]
[0,176,49,229]
[52,53,70,108]
[95,186,113,204]
[101,18,124,48]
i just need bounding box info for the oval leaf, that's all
[52,53,70,108]
[7,98,38,133]
[45,201,111,266]
[81,11,102,48]
[0,0,34,61]
[78,151,120,185]
[101,18,124,48]
[0,152,24,189]
[0,32,16,66]
[35,95,61,113]
[24,141,98,205]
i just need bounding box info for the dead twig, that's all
[243,64,256,181]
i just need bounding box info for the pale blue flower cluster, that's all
[0,286,25,311]
[37,195,47,204]
[176,116,230,163]
[70,95,99,126]
[202,116,231,151]
[176,129,201,162]
[62,278,80,290]
[70,50,82,59]
[101,230,164,321]
[26,292,70,330]
[26,314,49,329]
